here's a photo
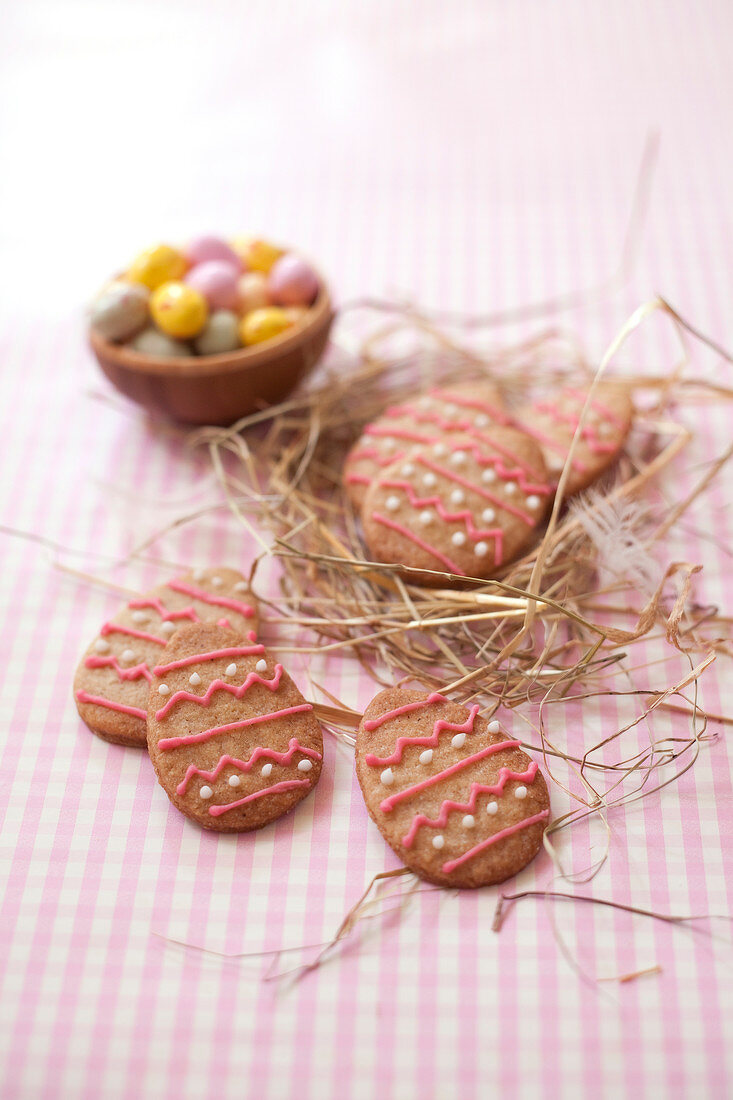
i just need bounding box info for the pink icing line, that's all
[365,424,435,445]
[346,472,372,485]
[366,705,480,768]
[152,644,264,676]
[167,578,255,619]
[534,402,616,455]
[84,655,152,683]
[363,692,447,731]
[402,762,540,847]
[155,665,285,720]
[157,702,314,751]
[75,690,147,720]
[372,513,466,575]
[208,779,311,818]
[128,596,199,622]
[441,809,550,874]
[429,389,512,423]
[100,622,168,645]
[564,388,626,429]
[379,739,521,812]
[176,737,323,795]
[416,457,535,524]
[379,478,504,559]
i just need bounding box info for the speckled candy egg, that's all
[128,327,193,358]
[89,280,149,342]
[268,254,319,307]
[151,282,208,339]
[185,261,240,310]
[127,244,188,290]
[236,271,270,314]
[233,238,283,274]
[239,306,291,346]
[185,236,242,271]
[194,310,241,355]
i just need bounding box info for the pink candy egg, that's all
[185,236,242,271]
[185,261,240,310]
[267,254,319,307]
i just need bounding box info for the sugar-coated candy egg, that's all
[268,254,319,307]
[236,271,270,315]
[194,310,241,355]
[185,261,240,310]
[126,244,187,290]
[128,327,192,358]
[240,307,291,346]
[185,236,242,271]
[233,237,284,274]
[151,282,208,339]
[89,281,149,342]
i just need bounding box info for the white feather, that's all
[570,486,660,597]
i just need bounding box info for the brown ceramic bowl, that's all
[89,281,334,426]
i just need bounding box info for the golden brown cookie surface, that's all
[74,568,259,747]
[147,623,323,832]
[356,689,549,888]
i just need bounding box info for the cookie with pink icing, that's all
[514,382,634,495]
[356,688,549,888]
[74,568,259,748]
[146,623,323,832]
[360,426,551,583]
[344,381,510,509]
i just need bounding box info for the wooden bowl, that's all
[89,282,334,426]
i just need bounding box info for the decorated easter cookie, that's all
[146,623,323,832]
[356,689,549,888]
[515,383,634,495]
[344,382,511,509]
[361,426,551,583]
[74,568,259,748]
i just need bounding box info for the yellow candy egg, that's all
[232,237,284,274]
[151,282,208,339]
[239,307,291,346]
[127,244,188,290]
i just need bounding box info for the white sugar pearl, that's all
[450,451,466,466]
[432,835,445,850]
[228,775,241,788]
[121,649,136,664]
[189,672,201,686]
[462,815,475,829]
[200,786,213,799]
[475,413,490,428]
[481,468,496,484]
[487,801,499,815]
[515,786,528,800]
[380,768,394,786]
[94,639,110,654]
[298,759,313,772]
[504,481,517,495]
[445,403,458,416]
[475,542,489,557]
[419,749,434,765]
[385,495,401,512]
[132,610,147,624]
[193,569,205,581]
[211,576,223,587]
[400,463,415,476]
[451,531,466,547]
[526,495,541,510]
[261,763,273,778]
[481,507,496,523]
[433,442,448,457]
[225,663,237,676]
[452,732,466,749]
[598,421,612,436]
[158,684,170,696]
[450,489,465,505]
[161,621,176,635]
[487,720,501,734]
[422,473,437,488]
[381,437,395,449]
[418,395,431,408]
[234,581,249,593]
[419,510,433,526]
[255,659,267,673]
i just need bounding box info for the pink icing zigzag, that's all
[167,578,255,619]
[533,401,617,455]
[176,736,323,795]
[377,478,504,558]
[372,513,465,575]
[401,762,539,847]
[415,457,536,524]
[365,705,480,768]
[128,596,200,622]
[153,644,264,676]
[84,654,152,683]
[564,388,627,429]
[157,703,314,751]
[380,739,521,812]
[442,809,550,874]
[155,665,285,721]
[363,693,447,731]
[208,779,311,818]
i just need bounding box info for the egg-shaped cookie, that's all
[147,623,323,832]
[356,689,549,888]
